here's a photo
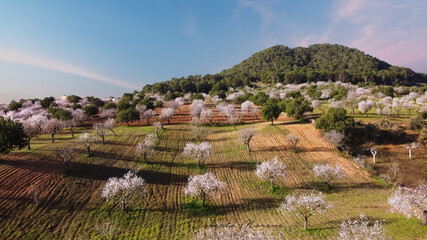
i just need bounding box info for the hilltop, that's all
[143,44,427,95]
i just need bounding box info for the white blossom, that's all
[312,163,346,187]
[182,142,211,166]
[336,214,389,240]
[184,172,225,206]
[256,157,286,188]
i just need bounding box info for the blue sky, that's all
[1,0,426,103]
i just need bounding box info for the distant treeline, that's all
[142,44,427,95]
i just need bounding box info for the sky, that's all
[1,0,426,103]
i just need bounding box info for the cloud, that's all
[235,0,279,33]
[297,0,427,72]
[0,48,140,89]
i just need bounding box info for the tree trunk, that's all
[102,136,105,144]
[422,210,427,226]
[70,128,74,137]
[167,118,170,124]
[127,121,130,127]
[365,112,368,117]
[51,134,55,143]
[156,130,159,138]
[373,154,376,163]
[146,119,150,125]
[294,144,297,151]
[197,157,201,166]
[233,124,236,130]
[202,192,206,207]
[409,150,412,159]
[304,217,308,230]
[87,147,91,156]
[271,119,274,125]
[246,142,251,152]
[270,179,274,189]
[110,128,117,136]
[27,139,31,150]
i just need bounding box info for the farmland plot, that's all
[0,121,426,239]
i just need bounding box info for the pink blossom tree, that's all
[160,108,175,124]
[256,157,286,188]
[184,172,225,206]
[22,115,48,149]
[142,109,156,125]
[101,170,147,210]
[135,133,156,163]
[312,163,346,188]
[388,183,427,225]
[182,142,211,166]
[277,191,332,230]
[239,126,256,152]
[44,118,64,143]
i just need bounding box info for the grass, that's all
[0,122,425,239]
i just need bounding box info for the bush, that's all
[103,102,117,110]
[261,101,281,124]
[249,92,269,106]
[51,108,72,121]
[116,108,139,126]
[0,117,26,153]
[315,108,355,132]
[284,98,313,119]
[190,93,204,102]
[83,104,99,116]
[8,100,22,111]
[67,95,81,103]
[409,115,426,130]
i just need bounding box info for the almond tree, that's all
[256,157,286,188]
[71,108,88,125]
[191,125,206,141]
[101,170,147,210]
[135,104,147,119]
[94,123,108,144]
[323,130,345,148]
[153,121,162,138]
[217,103,238,129]
[104,118,117,136]
[65,119,77,137]
[184,172,225,207]
[44,118,64,143]
[200,109,213,125]
[312,163,346,188]
[336,214,388,240]
[312,100,324,114]
[388,183,427,225]
[182,142,211,166]
[240,100,255,116]
[286,134,301,151]
[358,100,375,117]
[190,99,205,120]
[392,98,404,117]
[22,115,48,149]
[277,191,332,230]
[194,223,277,240]
[371,146,378,163]
[239,126,256,152]
[160,107,175,124]
[77,132,98,156]
[135,133,156,163]
[55,147,73,170]
[142,109,156,125]
[404,142,419,159]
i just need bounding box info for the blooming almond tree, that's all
[104,118,117,136]
[65,119,77,137]
[240,100,255,116]
[286,134,301,151]
[184,172,225,207]
[22,115,48,150]
[200,109,213,125]
[256,157,286,188]
[77,132,98,156]
[312,163,346,188]
[153,121,162,138]
[404,142,419,159]
[190,99,205,120]
[160,107,175,124]
[142,109,156,125]
[94,123,109,144]
[239,126,256,152]
[388,183,427,225]
[135,133,156,163]
[358,100,375,117]
[44,118,64,143]
[101,170,147,210]
[312,100,324,114]
[277,191,332,230]
[336,214,389,240]
[182,142,211,166]
[323,130,345,148]
[194,222,277,240]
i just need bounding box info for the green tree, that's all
[0,117,27,153]
[116,108,139,126]
[40,97,55,108]
[285,98,313,119]
[261,101,281,125]
[51,108,72,121]
[83,104,99,116]
[8,100,22,111]
[249,92,269,106]
[315,108,355,132]
[67,95,81,103]
[103,102,117,109]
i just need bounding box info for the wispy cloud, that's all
[234,0,278,33]
[297,0,427,72]
[0,48,139,89]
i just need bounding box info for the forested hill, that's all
[142,44,427,94]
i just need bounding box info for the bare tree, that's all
[28,183,42,205]
[94,222,120,240]
[239,126,256,152]
[389,162,399,183]
[191,125,206,141]
[404,142,419,159]
[55,147,74,170]
[286,134,301,151]
[277,191,332,230]
[371,146,378,163]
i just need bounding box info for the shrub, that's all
[315,108,355,132]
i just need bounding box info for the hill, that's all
[142,44,427,95]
